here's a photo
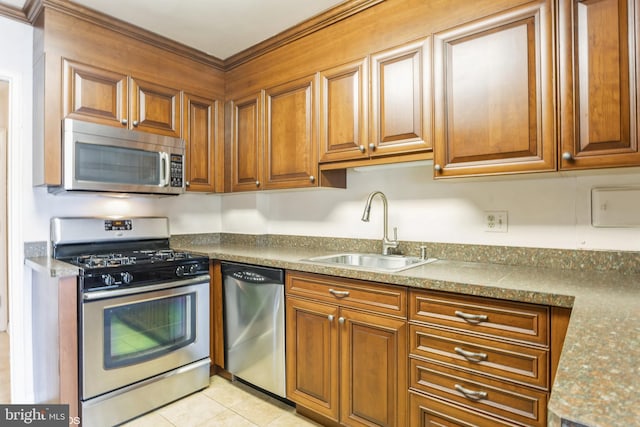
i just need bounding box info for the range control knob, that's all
[189,264,200,274]
[176,265,186,277]
[121,272,134,284]
[102,274,115,286]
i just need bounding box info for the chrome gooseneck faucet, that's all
[361,191,399,255]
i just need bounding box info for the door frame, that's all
[0,125,7,332]
[1,71,31,402]
[0,79,8,332]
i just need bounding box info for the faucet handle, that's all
[420,245,427,260]
[393,227,398,241]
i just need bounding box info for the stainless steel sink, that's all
[304,252,437,273]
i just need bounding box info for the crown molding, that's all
[30,0,226,70]
[0,0,384,72]
[223,0,385,70]
[0,1,28,23]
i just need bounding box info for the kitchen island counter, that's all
[172,241,640,427]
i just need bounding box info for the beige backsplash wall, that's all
[220,164,640,252]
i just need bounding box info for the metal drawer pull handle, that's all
[455,310,488,323]
[454,347,487,362]
[454,384,487,400]
[329,289,350,297]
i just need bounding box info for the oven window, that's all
[104,293,196,369]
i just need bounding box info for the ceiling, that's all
[1,0,346,59]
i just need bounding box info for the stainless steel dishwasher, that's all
[222,262,286,397]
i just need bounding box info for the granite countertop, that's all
[171,242,640,427]
[26,242,640,426]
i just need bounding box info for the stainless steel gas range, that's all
[51,217,210,427]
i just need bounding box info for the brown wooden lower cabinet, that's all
[410,359,547,426]
[409,391,520,427]
[408,289,570,427]
[285,271,407,427]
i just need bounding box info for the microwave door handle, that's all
[159,152,170,187]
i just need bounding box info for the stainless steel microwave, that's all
[50,119,185,196]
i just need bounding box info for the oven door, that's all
[80,277,209,400]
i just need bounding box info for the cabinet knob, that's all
[120,119,128,126]
[562,152,573,161]
[434,164,443,172]
[309,175,315,183]
[185,181,190,187]
[327,315,334,322]
[255,180,260,187]
[338,317,345,325]
[358,145,366,153]
[132,120,139,127]
[368,143,376,151]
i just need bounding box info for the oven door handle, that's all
[82,275,210,301]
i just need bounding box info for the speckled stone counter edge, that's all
[170,233,640,274]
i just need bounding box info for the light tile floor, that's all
[122,375,322,427]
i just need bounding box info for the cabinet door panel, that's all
[410,324,549,389]
[434,1,555,177]
[319,58,369,162]
[410,359,547,427]
[63,60,128,127]
[286,297,339,422]
[340,308,407,427]
[230,93,263,192]
[409,289,549,346]
[130,78,181,137]
[559,0,639,169]
[183,93,220,192]
[371,38,432,156]
[409,391,517,427]
[265,75,317,189]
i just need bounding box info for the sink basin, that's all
[304,252,437,273]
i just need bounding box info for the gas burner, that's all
[76,254,137,268]
[133,249,193,262]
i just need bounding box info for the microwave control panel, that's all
[170,154,184,188]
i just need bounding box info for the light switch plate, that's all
[591,187,640,227]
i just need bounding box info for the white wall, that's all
[222,164,640,252]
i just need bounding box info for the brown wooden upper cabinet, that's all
[433,0,556,178]
[63,59,128,127]
[371,38,432,157]
[229,75,328,192]
[63,59,181,138]
[129,78,181,138]
[319,38,432,164]
[183,93,222,192]
[558,0,640,170]
[319,58,369,162]
[264,75,318,190]
[229,92,263,192]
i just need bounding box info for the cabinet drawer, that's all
[286,271,406,317]
[409,390,519,427]
[410,359,547,427]
[410,324,548,389]
[409,290,548,346]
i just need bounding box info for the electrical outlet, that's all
[484,210,508,232]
